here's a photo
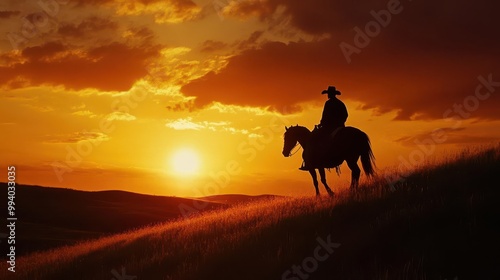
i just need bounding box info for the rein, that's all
[288,143,302,157]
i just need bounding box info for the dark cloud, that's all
[58,16,118,38]
[183,40,335,113]
[235,30,263,50]
[198,32,263,53]
[183,0,500,119]
[395,127,499,146]
[0,11,20,19]
[183,39,500,118]
[224,0,500,50]
[0,40,161,91]
[200,40,227,53]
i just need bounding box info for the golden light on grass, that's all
[3,146,497,279]
[170,148,201,176]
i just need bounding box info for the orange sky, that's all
[1,0,499,197]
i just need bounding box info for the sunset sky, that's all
[1,0,499,197]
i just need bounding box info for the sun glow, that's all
[170,148,201,176]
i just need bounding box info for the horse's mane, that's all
[287,125,311,133]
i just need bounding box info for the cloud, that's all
[165,118,205,130]
[200,40,227,53]
[71,0,202,23]
[23,103,54,112]
[0,11,20,19]
[145,46,230,90]
[105,111,136,121]
[182,40,344,113]
[395,127,500,146]
[219,0,276,20]
[57,16,118,38]
[208,102,276,116]
[44,131,110,144]
[234,31,264,50]
[72,110,98,118]
[165,117,257,136]
[221,0,500,47]
[115,0,202,23]
[165,117,230,130]
[0,40,161,91]
[183,0,500,119]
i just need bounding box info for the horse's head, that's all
[282,125,302,157]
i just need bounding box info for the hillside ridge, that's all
[1,146,499,279]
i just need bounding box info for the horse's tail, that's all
[360,132,376,177]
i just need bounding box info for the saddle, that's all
[307,126,344,169]
[329,127,343,142]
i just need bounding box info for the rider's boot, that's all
[299,161,309,171]
[299,149,311,171]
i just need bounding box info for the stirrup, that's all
[299,162,309,171]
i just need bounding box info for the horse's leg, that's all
[318,168,334,197]
[308,169,320,196]
[346,157,361,190]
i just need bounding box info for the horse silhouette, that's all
[282,125,375,196]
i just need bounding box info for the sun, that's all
[170,148,201,176]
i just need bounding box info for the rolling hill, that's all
[0,184,274,257]
[1,145,499,280]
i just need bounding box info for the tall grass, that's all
[1,145,499,280]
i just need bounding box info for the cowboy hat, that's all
[321,86,341,95]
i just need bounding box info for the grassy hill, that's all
[196,194,279,205]
[1,146,499,280]
[0,184,271,256]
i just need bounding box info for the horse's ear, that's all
[285,126,288,131]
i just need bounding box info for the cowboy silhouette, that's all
[300,86,348,170]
